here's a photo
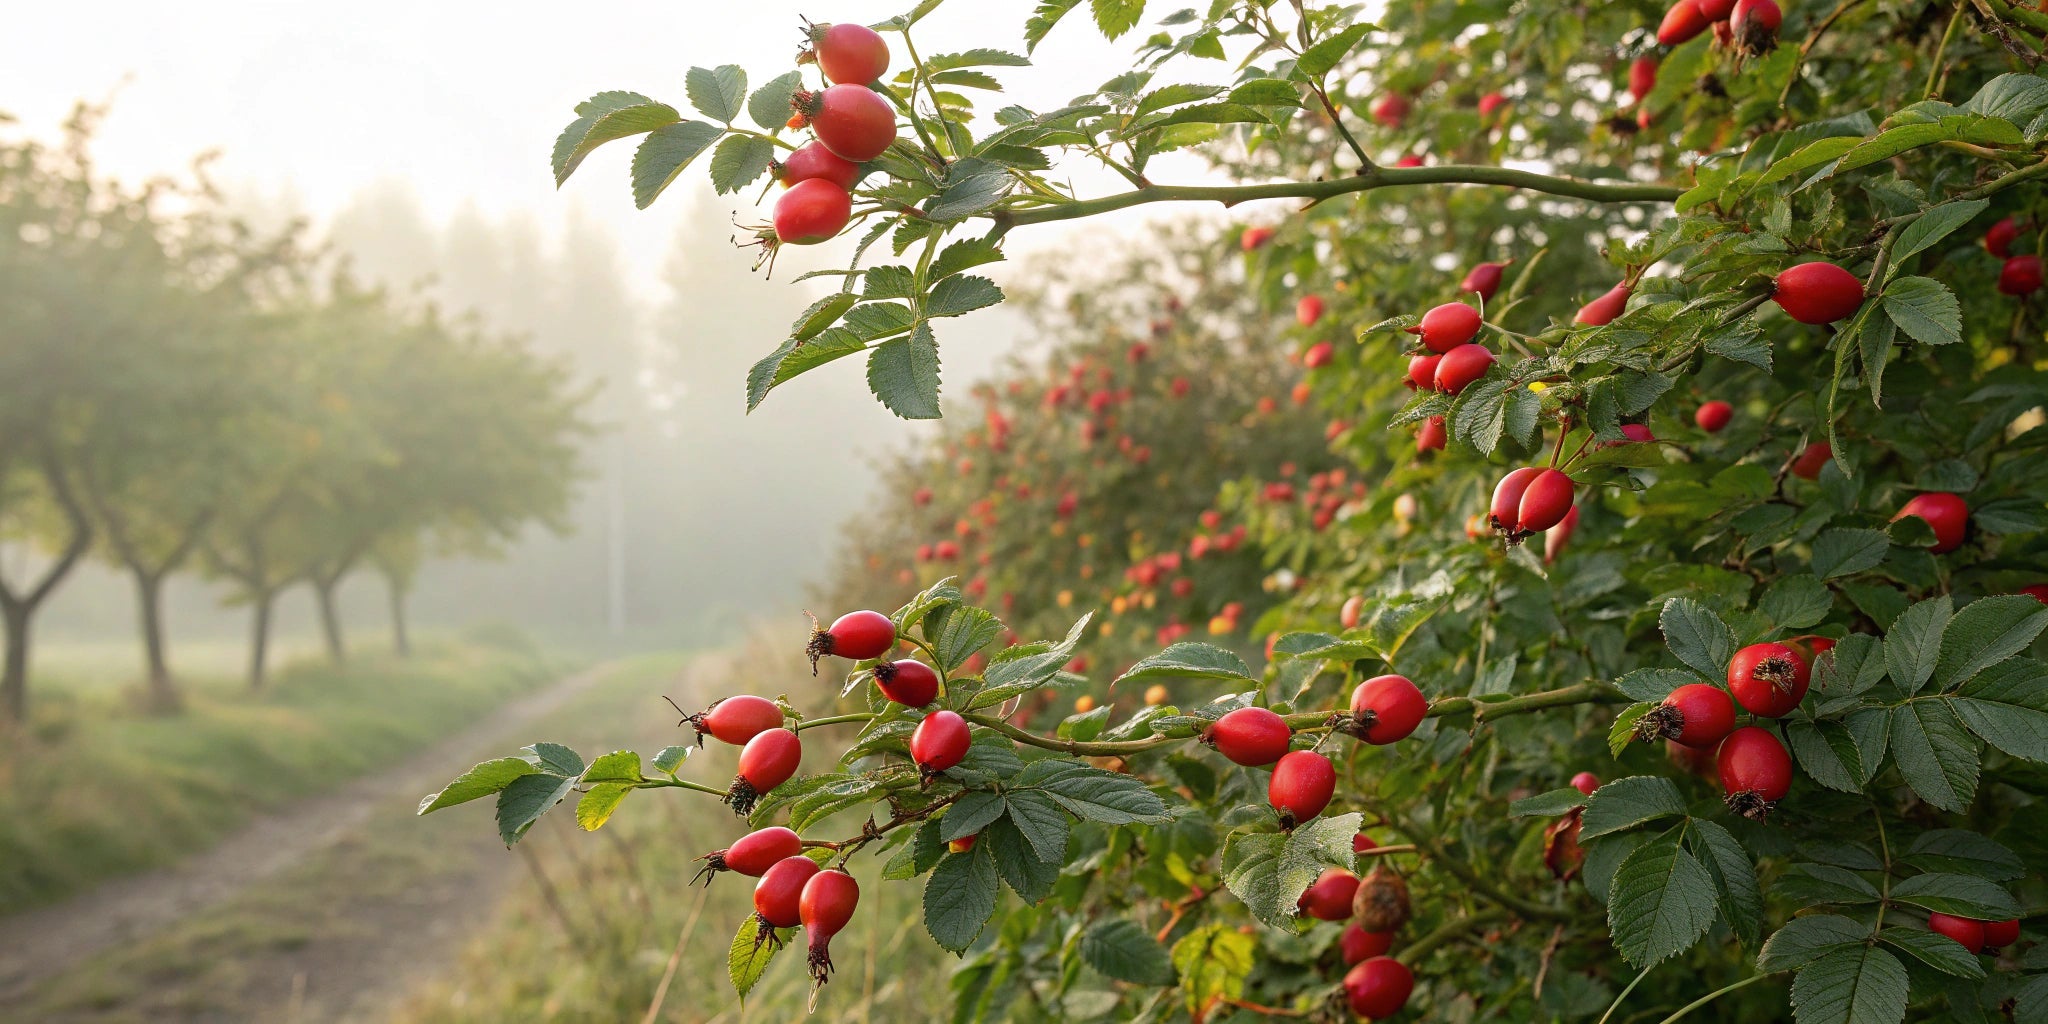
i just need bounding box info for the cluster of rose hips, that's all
[768,22,899,247]
[1201,672,1431,1018]
[1985,216,2043,297]
[1630,639,1831,819]
[1655,0,1783,62]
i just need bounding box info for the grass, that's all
[0,628,566,915]
[390,648,956,1024]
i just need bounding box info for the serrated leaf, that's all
[1171,924,1255,1017]
[418,757,538,814]
[650,745,690,775]
[745,327,868,412]
[1689,820,1762,946]
[728,914,788,998]
[1759,915,1871,972]
[1787,720,1864,792]
[942,791,1008,843]
[748,71,804,131]
[1812,528,1890,579]
[1889,699,1979,811]
[925,158,1012,221]
[553,95,678,185]
[1089,0,1145,40]
[1614,668,1695,701]
[630,120,724,209]
[867,322,942,420]
[1609,702,1651,758]
[1933,596,2048,689]
[1114,642,1253,687]
[984,814,1059,901]
[686,65,747,123]
[581,751,643,784]
[1790,947,1907,1024]
[1582,776,1688,840]
[1509,787,1589,817]
[926,275,1004,317]
[1295,23,1372,78]
[1881,928,1985,978]
[1761,575,1832,630]
[1016,759,1169,823]
[1902,830,2024,881]
[1081,919,1178,985]
[527,742,585,777]
[1003,789,1071,862]
[1661,597,1737,681]
[1608,833,1718,967]
[925,845,1000,953]
[930,238,1006,281]
[575,783,631,831]
[1883,277,1962,346]
[1954,658,2048,761]
[495,772,577,845]
[1885,596,1953,694]
[1890,199,1990,267]
[1890,872,2020,918]
[708,133,775,194]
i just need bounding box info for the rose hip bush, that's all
[423,1,2048,1020]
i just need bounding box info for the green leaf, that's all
[926,49,1032,71]
[930,238,1006,282]
[708,133,775,194]
[1889,699,1980,812]
[1889,872,2020,918]
[745,327,868,412]
[1812,529,1890,579]
[686,65,747,123]
[928,605,1003,672]
[1860,309,1896,407]
[649,746,690,775]
[984,814,1059,901]
[1786,720,1864,792]
[924,844,1001,953]
[1088,0,1145,40]
[1885,596,1953,694]
[793,292,861,343]
[580,750,644,784]
[552,94,679,185]
[972,614,1093,708]
[866,322,943,420]
[527,742,585,777]
[1816,634,1887,698]
[1881,927,1985,978]
[629,120,724,209]
[1016,759,1170,824]
[1218,814,1361,927]
[1294,23,1372,78]
[1890,199,1990,267]
[418,757,538,814]
[1113,642,1254,687]
[926,275,1004,318]
[1024,0,1084,52]
[1689,820,1762,947]
[495,772,577,845]
[1661,597,1737,682]
[1954,658,2048,761]
[1003,790,1071,862]
[1509,788,1588,817]
[1790,947,1907,1024]
[941,791,1009,842]
[1607,832,1719,967]
[1761,575,1832,630]
[1933,596,2048,689]
[1883,276,1962,346]
[728,913,788,998]
[1080,919,1177,985]
[575,783,631,831]
[925,158,1013,221]
[1902,829,2024,880]
[1227,79,1302,106]
[1582,776,1688,840]
[1609,703,1652,758]
[748,71,804,131]
[1758,915,1872,972]
[1170,924,1255,1017]
[1613,668,1694,702]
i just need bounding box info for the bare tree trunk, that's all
[133,571,181,715]
[247,589,274,690]
[386,574,411,657]
[1,601,29,726]
[315,577,347,664]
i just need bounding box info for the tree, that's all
[425,3,2048,1021]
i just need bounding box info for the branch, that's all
[1396,907,1510,964]
[993,166,1682,229]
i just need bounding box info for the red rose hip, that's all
[873,659,939,707]
[808,21,890,85]
[1717,726,1793,820]
[691,694,785,746]
[727,727,803,814]
[1204,706,1294,766]
[1928,912,1987,954]
[1344,957,1415,1019]
[1636,683,1737,748]
[1408,302,1483,353]
[1892,492,1969,553]
[776,141,861,190]
[1348,674,1428,744]
[910,709,971,776]
[698,825,804,882]
[1433,343,1495,394]
[754,854,822,929]
[1772,262,1864,324]
[1727,642,1810,718]
[1268,750,1336,828]
[798,84,897,162]
[1341,922,1394,964]
[1695,400,1733,433]
[1999,255,2043,296]
[808,609,897,671]
[1296,867,1359,921]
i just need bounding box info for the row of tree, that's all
[0,106,588,722]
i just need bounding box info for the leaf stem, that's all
[993,166,1682,228]
[636,777,730,797]
[794,712,876,732]
[1650,973,1772,1024]
[1596,965,1656,1024]
[1396,907,1509,963]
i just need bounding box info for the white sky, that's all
[0,0,1235,308]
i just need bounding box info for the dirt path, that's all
[0,660,627,1007]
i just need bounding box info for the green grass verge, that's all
[0,633,567,915]
[391,657,953,1024]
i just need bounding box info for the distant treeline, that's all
[0,106,588,721]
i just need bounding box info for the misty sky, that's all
[1,0,1232,308]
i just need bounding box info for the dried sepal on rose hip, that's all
[1633,683,1737,748]
[1717,726,1793,821]
[806,609,897,673]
